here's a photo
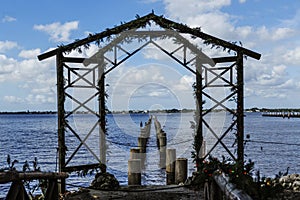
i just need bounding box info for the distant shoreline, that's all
[0,111,57,115]
[1,108,300,115]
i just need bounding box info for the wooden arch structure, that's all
[38,13,261,192]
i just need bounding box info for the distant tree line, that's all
[246,107,300,112]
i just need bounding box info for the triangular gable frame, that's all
[38,13,260,61]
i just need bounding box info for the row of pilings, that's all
[127,116,188,185]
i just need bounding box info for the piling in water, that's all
[175,158,188,184]
[166,149,176,185]
[128,159,141,185]
[130,148,141,160]
[138,137,148,153]
[159,135,167,169]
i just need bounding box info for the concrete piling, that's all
[130,148,141,160]
[138,137,148,153]
[175,158,188,184]
[159,135,167,169]
[166,149,176,185]
[128,159,141,185]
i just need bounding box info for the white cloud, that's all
[0,47,56,108]
[2,15,16,23]
[107,62,196,110]
[256,26,296,41]
[34,21,79,42]
[0,54,17,81]
[0,41,18,53]
[161,0,300,107]
[18,49,41,59]
[276,79,300,89]
[281,9,300,29]
[282,46,300,66]
[164,0,231,19]
[26,94,55,104]
[186,12,234,38]
[173,75,194,91]
[272,27,295,40]
[235,26,252,39]
[3,95,23,103]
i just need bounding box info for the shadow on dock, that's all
[63,185,203,200]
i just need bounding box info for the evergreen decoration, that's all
[189,156,285,199]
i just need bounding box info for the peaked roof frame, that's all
[38,12,261,61]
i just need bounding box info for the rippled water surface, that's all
[0,112,299,197]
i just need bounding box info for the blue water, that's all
[0,112,299,197]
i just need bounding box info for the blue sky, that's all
[0,0,300,111]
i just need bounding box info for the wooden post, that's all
[98,56,106,165]
[166,149,176,185]
[138,137,147,153]
[195,56,204,171]
[140,128,145,137]
[236,52,244,165]
[56,52,66,193]
[138,137,147,169]
[6,181,29,200]
[159,135,166,169]
[128,159,141,185]
[175,158,188,184]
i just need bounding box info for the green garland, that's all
[190,156,284,199]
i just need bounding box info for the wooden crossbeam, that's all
[0,172,68,184]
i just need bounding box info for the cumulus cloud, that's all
[282,47,300,66]
[256,26,295,41]
[0,54,17,81]
[18,49,41,59]
[164,0,231,19]
[0,45,56,109]
[280,9,300,29]
[3,95,23,103]
[26,94,55,104]
[0,41,18,53]
[34,21,79,42]
[160,0,300,107]
[2,15,16,23]
[106,61,196,110]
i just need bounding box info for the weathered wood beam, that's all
[152,15,261,60]
[62,57,100,64]
[63,163,100,172]
[37,13,157,61]
[62,57,85,63]
[0,172,68,184]
[212,56,237,63]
